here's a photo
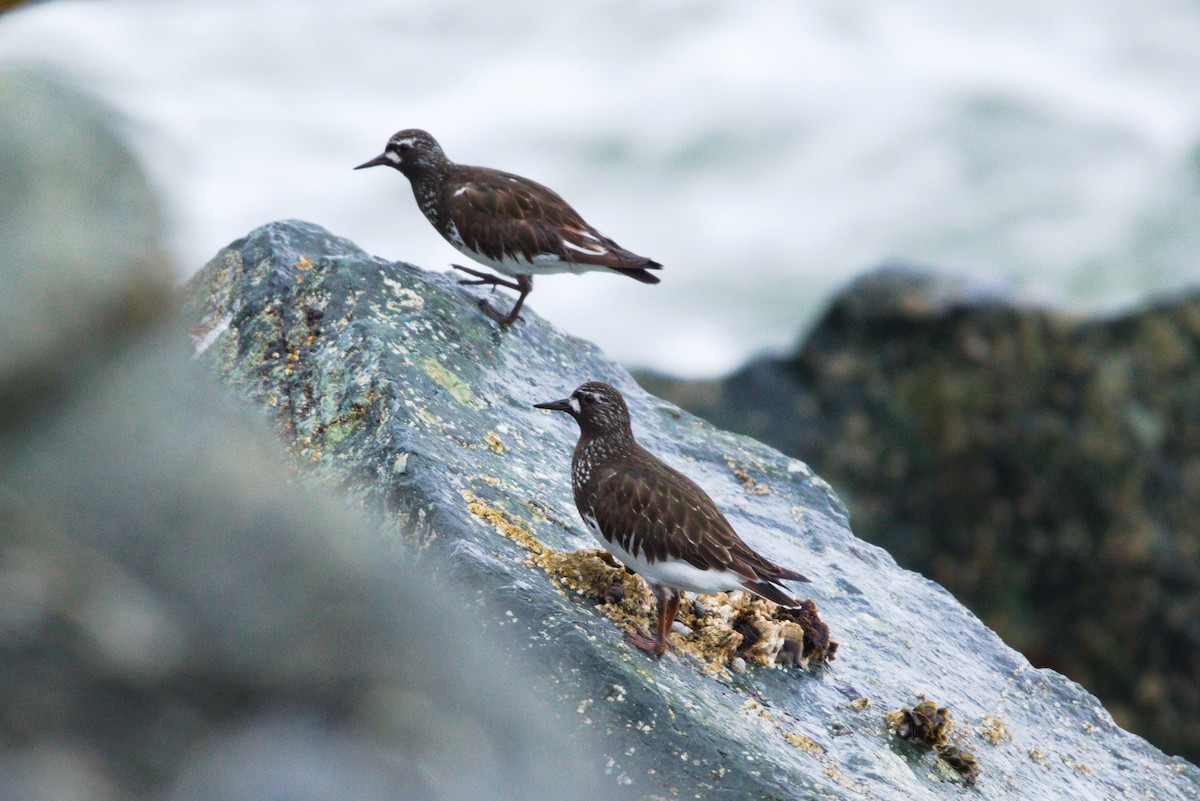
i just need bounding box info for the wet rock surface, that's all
[186,223,1199,799]
[639,266,1200,764]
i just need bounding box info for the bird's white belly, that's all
[444,223,606,277]
[581,515,743,594]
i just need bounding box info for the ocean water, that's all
[4,0,1199,376]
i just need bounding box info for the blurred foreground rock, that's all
[183,221,1198,799]
[0,70,603,801]
[0,67,168,420]
[639,266,1200,763]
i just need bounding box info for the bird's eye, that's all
[398,142,413,153]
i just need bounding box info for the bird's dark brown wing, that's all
[587,454,804,583]
[444,169,661,278]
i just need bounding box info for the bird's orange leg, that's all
[451,264,521,291]
[626,586,682,656]
[453,268,532,327]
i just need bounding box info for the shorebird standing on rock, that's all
[535,381,810,656]
[355,129,661,326]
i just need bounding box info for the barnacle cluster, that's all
[937,745,980,784]
[531,547,836,674]
[977,714,1011,745]
[778,599,838,666]
[535,548,655,622]
[889,700,951,747]
[674,592,836,671]
[885,699,979,785]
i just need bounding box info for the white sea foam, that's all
[3,0,1198,375]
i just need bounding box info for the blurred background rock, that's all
[638,267,1200,763]
[0,67,605,801]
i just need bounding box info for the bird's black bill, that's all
[533,398,573,412]
[354,153,391,170]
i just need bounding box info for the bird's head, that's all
[534,381,633,438]
[354,128,446,177]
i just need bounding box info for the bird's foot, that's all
[452,264,521,291]
[624,627,668,656]
[476,298,522,328]
[451,265,526,326]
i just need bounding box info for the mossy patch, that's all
[421,357,483,408]
[461,490,548,555]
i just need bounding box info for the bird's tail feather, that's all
[619,267,661,284]
[773,566,810,583]
[740,579,800,607]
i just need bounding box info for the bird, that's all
[534,381,810,656]
[355,129,662,326]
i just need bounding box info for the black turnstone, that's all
[535,382,810,656]
[355,129,662,326]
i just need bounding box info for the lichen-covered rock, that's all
[186,223,1199,800]
[639,265,1200,763]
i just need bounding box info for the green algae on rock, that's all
[185,222,1200,801]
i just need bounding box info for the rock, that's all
[185,223,1199,799]
[0,75,602,801]
[1,332,606,801]
[0,68,171,417]
[638,265,1200,763]
[670,621,694,637]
